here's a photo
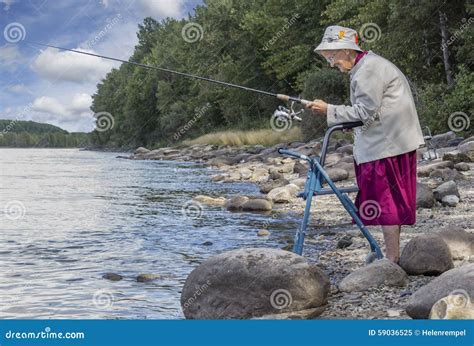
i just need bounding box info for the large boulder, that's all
[338,259,408,292]
[416,182,435,209]
[430,131,456,148]
[134,147,150,155]
[433,180,459,201]
[181,248,330,319]
[438,227,474,260]
[224,196,249,210]
[458,141,474,161]
[399,235,454,275]
[406,264,474,319]
[325,168,349,182]
[429,167,465,181]
[267,184,299,203]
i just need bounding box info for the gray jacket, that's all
[327,51,425,164]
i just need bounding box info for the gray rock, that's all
[325,168,349,182]
[406,264,474,319]
[417,160,454,177]
[239,167,252,180]
[267,184,299,203]
[429,167,465,181]
[430,131,456,148]
[438,227,474,260]
[458,141,474,161]
[293,160,309,177]
[259,178,289,194]
[242,199,273,212]
[224,196,249,210]
[433,180,459,201]
[416,182,435,209]
[269,170,284,180]
[102,273,123,281]
[181,248,330,319]
[399,235,454,276]
[441,195,459,207]
[339,259,408,292]
[443,152,472,164]
[337,236,353,249]
[335,144,353,156]
[454,162,470,171]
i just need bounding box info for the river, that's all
[0,149,299,319]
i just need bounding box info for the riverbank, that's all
[126,131,474,319]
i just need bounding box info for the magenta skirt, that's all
[353,150,417,226]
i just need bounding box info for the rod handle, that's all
[276,94,311,107]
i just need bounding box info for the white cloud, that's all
[31,47,117,84]
[0,44,23,67]
[70,93,92,113]
[32,94,92,118]
[32,96,69,116]
[136,0,184,18]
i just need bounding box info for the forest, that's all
[0,120,90,148]
[90,0,473,149]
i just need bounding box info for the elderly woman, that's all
[309,26,425,263]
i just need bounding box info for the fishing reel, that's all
[272,101,303,122]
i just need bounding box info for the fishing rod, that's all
[27,41,311,122]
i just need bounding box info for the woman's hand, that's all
[308,99,328,115]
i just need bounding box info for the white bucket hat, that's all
[314,25,362,53]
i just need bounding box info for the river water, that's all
[0,149,299,319]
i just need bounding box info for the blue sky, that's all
[0,0,202,132]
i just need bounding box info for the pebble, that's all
[102,273,123,281]
[257,229,270,237]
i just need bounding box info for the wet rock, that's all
[433,180,459,201]
[201,241,213,246]
[134,147,150,155]
[417,160,454,177]
[242,199,273,212]
[429,292,474,319]
[399,235,454,276]
[438,227,474,260]
[406,264,474,319]
[429,167,465,181]
[137,274,161,283]
[454,162,470,171]
[259,178,289,194]
[102,273,123,281]
[224,196,249,210]
[441,195,459,207]
[338,259,408,292]
[181,248,330,319]
[416,182,435,209]
[257,229,270,237]
[325,168,349,182]
[267,184,299,203]
[193,195,227,206]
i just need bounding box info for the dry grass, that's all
[183,127,302,147]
